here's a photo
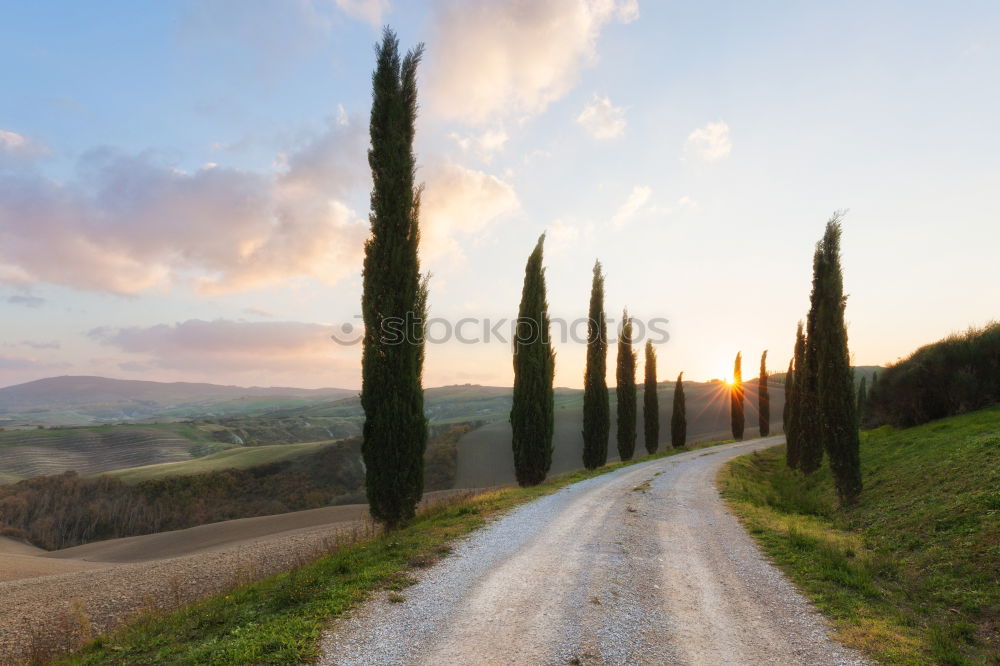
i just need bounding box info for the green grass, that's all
[719,407,1000,665]
[58,440,727,665]
[0,469,23,485]
[103,440,337,483]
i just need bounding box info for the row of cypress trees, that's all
[728,350,772,441]
[784,214,862,504]
[579,261,689,475]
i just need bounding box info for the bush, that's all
[869,322,1000,427]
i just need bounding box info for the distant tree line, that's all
[0,426,468,550]
[866,322,1000,427]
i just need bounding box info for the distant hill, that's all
[0,376,355,426]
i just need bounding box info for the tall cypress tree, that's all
[582,261,609,469]
[856,376,867,430]
[786,322,806,470]
[799,243,825,475]
[730,352,744,440]
[510,234,555,486]
[758,350,770,437]
[361,29,427,528]
[643,341,659,455]
[671,372,687,448]
[616,309,637,460]
[782,358,793,436]
[815,217,862,503]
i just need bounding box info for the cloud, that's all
[426,0,639,124]
[0,130,47,163]
[6,294,45,308]
[547,218,585,251]
[243,307,275,318]
[576,94,626,139]
[18,340,60,350]
[420,163,520,261]
[90,318,356,377]
[448,128,510,162]
[685,121,731,162]
[333,0,388,26]
[611,185,652,227]
[0,116,369,295]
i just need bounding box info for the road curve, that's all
[319,437,868,665]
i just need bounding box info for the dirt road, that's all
[321,437,868,665]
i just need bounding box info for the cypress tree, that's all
[815,217,862,503]
[856,376,867,429]
[361,29,427,528]
[782,358,793,436]
[671,372,687,448]
[582,260,610,469]
[799,243,825,475]
[616,308,637,460]
[786,322,806,470]
[643,341,659,455]
[730,352,744,440]
[510,234,555,486]
[759,350,770,437]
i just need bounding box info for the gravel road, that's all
[320,437,869,665]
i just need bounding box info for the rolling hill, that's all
[0,376,355,426]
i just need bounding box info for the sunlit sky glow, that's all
[1,1,998,389]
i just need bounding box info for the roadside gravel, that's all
[320,438,870,665]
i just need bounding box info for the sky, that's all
[0,0,998,390]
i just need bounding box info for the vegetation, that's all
[361,29,428,527]
[799,241,824,476]
[868,321,1000,428]
[643,341,659,455]
[671,372,687,448]
[60,443,726,665]
[510,235,555,486]
[813,217,861,503]
[758,350,770,437]
[782,359,793,437]
[0,439,365,550]
[582,260,610,469]
[0,425,468,551]
[616,309,637,460]
[720,407,1000,665]
[856,377,867,430]
[730,352,744,440]
[786,322,806,469]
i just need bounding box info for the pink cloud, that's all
[0,119,368,295]
[89,319,360,384]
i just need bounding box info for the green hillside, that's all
[104,439,338,483]
[0,423,224,479]
[721,407,1000,664]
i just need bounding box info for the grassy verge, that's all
[59,440,726,665]
[719,407,1000,665]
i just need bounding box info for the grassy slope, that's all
[719,407,1000,665]
[0,423,227,479]
[60,441,726,665]
[103,440,337,483]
